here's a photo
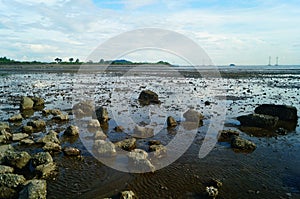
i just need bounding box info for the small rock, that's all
[42,142,61,152]
[72,101,94,118]
[231,136,256,152]
[87,119,101,128]
[0,145,14,164]
[114,138,136,151]
[0,186,17,199]
[20,96,34,110]
[120,190,136,199]
[4,151,31,169]
[183,109,204,126]
[93,140,116,156]
[27,120,46,132]
[133,125,154,138]
[149,144,167,158]
[148,140,161,145]
[0,129,12,143]
[63,146,81,156]
[12,133,29,141]
[218,129,240,142]
[138,90,160,105]
[167,116,177,127]
[20,138,35,145]
[0,173,26,188]
[22,126,34,134]
[35,162,57,179]
[8,114,23,122]
[0,122,10,131]
[31,97,45,109]
[205,101,211,106]
[206,186,218,198]
[37,130,60,144]
[237,114,278,128]
[52,114,69,121]
[31,152,53,167]
[128,149,155,173]
[94,130,107,140]
[114,126,125,132]
[43,109,62,116]
[95,106,109,122]
[19,179,47,199]
[64,125,79,136]
[276,128,288,135]
[210,179,223,188]
[0,165,14,174]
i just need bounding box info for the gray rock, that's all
[64,125,79,136]
[133,125,154,138]
[138,90,160,105]
[42,142,61,152]
[31,152,53,167]
[19,179,47,199]
[8,114,23,122]
[0,165,14,174]
[94,130,107,140]
[93,140,116,156]
[27,120,46,132]
[95,107,109,122]
[231,136,256,151]
[22,126,34,134]
[114,138,136,151]
[149,144,167,158]
[183,109,204,126]
[20,96,34,110]
[120,190,136,199]
[37,130,60,144]
[35,162,57,179]
[128,149,155,173]
[237,114,278,128]
[218,129,240,142]
[12,133,29,141]
[63,147,81,156]
[3,151,31,169]
[167,116,177,127]
[0,173,26,188]
[52,114,69,121]
[87,119,101,128]
[255,104,297,122]
[0,186,17,199]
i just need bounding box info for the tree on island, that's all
[54,57,62,63]
[69,58,74,63]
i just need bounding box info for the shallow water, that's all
[0,66,300,198]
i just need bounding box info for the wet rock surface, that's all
[138,90,160,105]
[114,138,136,151]
[231,136,256,152]
[237,114,279,128]
[19,179,47,199]
[3,151,31,169]
[254,104,297,122]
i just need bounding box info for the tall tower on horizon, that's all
[268,56,271,66]
[275,56,279,66]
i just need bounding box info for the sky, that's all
[1,0,300,65]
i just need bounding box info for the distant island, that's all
[0,56,171,66]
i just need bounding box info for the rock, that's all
[42,142,61,152]
[0,145,14,164]
[231,136,256,151]
[254,104,297,122]
[19,138,35,145]
[0,122,10,131]
[52,114,69,121]
[128,149,155,173]
[205,101,211,106]
[27,120,46,132]
[63,147,81,156]
[72,101,94,118]
[95,107,109,122]
[148,140,161,145]
[218,130,240,142]
[114,126,124,132]
[20,96,34,110]
[120,190,136,199]
[206,186,218,198]
[8,114,23,122]
[93,140,116,156]
[42,109,62,116]
[237,114,278,128]
[183,109,204,126]
[12,133,29,141]
[37,130,60,144]
[87,119,101,128]
[209,179,223,188]
[149,144,167,158]
[0,129,12,143]
[0,165,14,174]
[276,127,288,135]
[35,162,57,179]
[21,109,34,119]
[19,179,47,199]
[0,186,17,199]
[138,90,160,105]
[22,126,34,134]
[31,152,53,167]
[0,173,26,188]
[64,125,79,136]
[114,138,136,151]
[31,97,45,109]
[3,151,31,169]
[133,125,154,138]
[94,130,107,140]
[167,116,177,127]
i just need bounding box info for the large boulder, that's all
[20,97,34,110]
[138,90,160,105]
[0,173,26,188]
[114,138,136,151]
[3,151,31,169]
[183,109,204,126]
[231,136,256,152]
[42,142,62,152]
[255,104,297,122]
[237,114,278,128]
[19,180,47,199]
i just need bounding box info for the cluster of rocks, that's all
[205,178,223,199]
[237,104,298,136]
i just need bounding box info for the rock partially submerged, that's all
[183,109,204,126]
[114,138,136,151]
[218,130,240,142]
[8,114,23,122]
[93,140,116,156]
[0,173,26,188]
[73,101,94,118]
[19,179,47,199]
[133,125,154,138]
[128,149,155,173]
[27,120,46,132]
[20,96,44,110]
[95,106,109,123]
[138,90,160,105]
[254,104,297,122]
[3,151,31,169]
[167,116,177,127]
[149,144,167,158]
[31,152,53,167]
[64,125,79,136]
[12,133,29,141]
[120,190,136,199]
[63,146,81,156]
[35,162,57,179]
[237,114,278,129]
[231,136,256,152]
[206,186,218,199]
[87,119,101,129]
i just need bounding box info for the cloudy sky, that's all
[1,0,300,65]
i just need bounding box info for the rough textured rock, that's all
[20,96,34,110]
[31,152,53,167]
[64,125,79,136]
[93,140,116,156]
[148,140,161,145]
[22,126,34,134]
[94,130,107,140]
[87,119,101,128]
[254,104,297,122]
[231,136,256,152]
[237,114,279,128]
[0,186,17,199]
[206,186,218,198]
[42,142,61,152]
[3,151,31,169]
[120,190,136,199]
[27,120,46,132]
[31,97,45,109]
[0,145,14,164]
[0,122,10,131]
[138,90,160,105]
[72,101,94,118]
[8,114,23,122]
[114,126,124,132]
[149,144,167,158]
[12,133,29,141]
[128,149,155,173]
[133,125,154,138]
[0,173,26,188]
[35,162,57,179]
[20,138,35,145]
[95,107,109,122]
[19,179,47,199]
[63,147,81,156]
[0,129,12,143]
[37,130,60,144]
[114,138,136,151]
[42,109,62,116]
[52,114,69,121]
[183,109,204,126]
[167,116,177,127]
[0,165,14,174]
[218,130,240,142]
